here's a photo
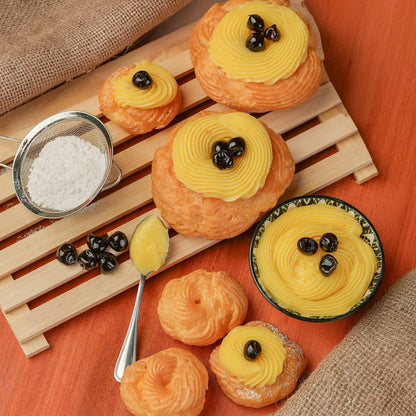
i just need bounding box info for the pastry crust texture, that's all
[157,269,249,346]
[98,64,181,135]
[188,0,323,112]
[209,321,306,408]
[120,348,209,416]
[151,110,295,240]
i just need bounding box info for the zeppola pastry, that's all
[157,269,248,346]
[209,320,306,408]
[98,59,181,135]
[120,348,209,416]
[189,0,323,112]
[151,110,295,239]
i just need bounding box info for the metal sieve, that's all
[0,111,122,218]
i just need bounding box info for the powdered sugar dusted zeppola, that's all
[99,60,181,135]
[157,269,248,346]
[120,348,208,416]
[189,0,323,112]
[209,321,306,408]
[151,110,294,240]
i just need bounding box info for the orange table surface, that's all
[1,1,416,415]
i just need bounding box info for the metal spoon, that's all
[114,215,169,382]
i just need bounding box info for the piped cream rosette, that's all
[112,60,178,109]
[219,324,287,388]
[172,112,272,202]
[120,348,208,416]
[208,0,309,84]
[256,204,378,317]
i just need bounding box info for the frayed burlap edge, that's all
[274,269,416,416]
[0,0,192,116]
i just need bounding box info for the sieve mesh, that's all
[12,111,113,218]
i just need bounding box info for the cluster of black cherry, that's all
[246,14,280,52]
[212,137,246,170]
[297,232,339,276]
[56,231,128,274]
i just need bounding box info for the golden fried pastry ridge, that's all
[157,269,248,346]
[189,0,323,112]
[209,321,306,408]
[151,110,295,240]
[120,348,208,416]
[99,61,181,135]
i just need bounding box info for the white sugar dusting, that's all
[27,135,107,211]
[16,223,47,240]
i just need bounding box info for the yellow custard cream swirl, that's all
[209,1,309,84]
[129,214,169,276]
[172,112,272,201]
[256,204,378,317]
[112,60,178,109]
[219,325,286,388]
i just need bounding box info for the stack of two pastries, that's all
[100,0,323,242]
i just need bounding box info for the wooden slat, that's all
[0,75,208,207]
[0,136,163,241]
[6,306,50,357]
[0,84,374,276]
[0,203,41,241]
[5,135,373,345]
[0,81,343,236]
[180,76,211,112]
[0,111,357,313]
[0,276,49,357]
[0,172,14,204]
[0,101,224,242]
[319,104,378,183]
[10,233,219,344]
[0,23,196,164]
[103,76,208,146]
[0,16,378,358]
[0,111,358,313]
[260,82,341,134]
[0,177,152,279]
[0,76,337,208]
[0,208,159,313]
[283,141,373,200]
[287,113,357,163]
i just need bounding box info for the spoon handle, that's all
[114,273,146,382]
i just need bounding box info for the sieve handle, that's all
[0,162,12,170]
[0,136,21,170]
[0,135,21,143]
[101,161,122,192]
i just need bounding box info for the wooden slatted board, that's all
[0,21,377,358]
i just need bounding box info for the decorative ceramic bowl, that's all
[249,195,385,322]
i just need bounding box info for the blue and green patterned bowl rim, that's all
[249,195,385,322]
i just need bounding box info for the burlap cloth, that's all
[275,269,416,416]
[3,3,414,413]
[0,0,192,116]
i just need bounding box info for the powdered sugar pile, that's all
[27,135,107,211]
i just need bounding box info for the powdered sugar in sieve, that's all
[27,135,107,211]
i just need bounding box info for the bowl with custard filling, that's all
[249,195,384,321]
